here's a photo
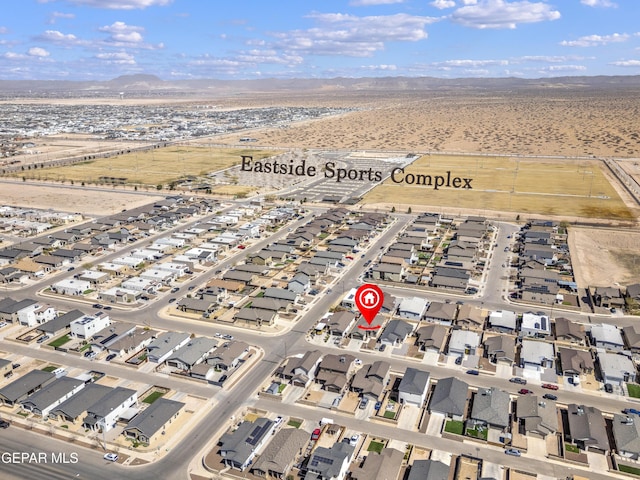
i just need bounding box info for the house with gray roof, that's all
[516,395,558,438]
[415,324,449,353]
[488,310,517,333]
[234,307,276,326]
[0,370,56,406]
[82,386,137,432]
[50,383,112,422]
[429,377,469,420]
[566,404,610,453]
[264,288,298,303]
[613,414,640,459]
[279,350,323,387]
[251,428,309,478]
[397,297,428,320]
[407,460,450,480]
[20,376,85,418]
[483,335,516,365]
[424,301,458,325]
[448,329,482,356]
[591,323,625,351]
[520,339,555,370]
[38,309,84,336]
[146,332,191,363]
[398,367,430,407]
[327,311,356,337]
[350,448,403,480]
[470,387,511,429]
[166,337,218,371]
[623,325,640,353]
[350,361,390,400]
[379,319,413,347]
[123,397,185,445]
[219,417,275,471]
[558,347,594,377]
[305,441,354,480]
[598,351,636,385]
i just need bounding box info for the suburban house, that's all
[590,323,625,351]
[123,397,185,445]
[623,325,640,353]
[415,324,449,353]
[407,460,450,480]
[20,377,85,418]
[447,329,482,357]
[516,395,558,438]
[488,310,517,333]
[429,377,469,421]
[166,337,218,371]
[305,442,354,480]
[520,339,555,371]
[612,414,640,459]
[558,347,595,377]
[592,286,625,309]
[397,297,428,320]
[483,335,516,365]
[554,317,586,345]
[566,404,610,453]
[38,309,84,337]
[423,301,458,325]
[598,351,636,385]
[287,273,311,294]
[82,386,138,432]
[315,354,355,393]
[327,311,356,337]
[278,350,323,388]
[520,312,551,338]
[251,428,309,479]
[470,387,511,430]
[398,367,431,407]
[455,304,486,331]
[206,341,249,371]
[0,370,56,406]
[350,448,404,480]
[50,383,112,423]
[379,320,414,348]
[146,332,191,363]
[218,417,275,471]
[70,311,111,339]
[350,361,390,400]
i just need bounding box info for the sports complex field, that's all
[363,154,634,220]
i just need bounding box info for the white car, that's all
[103,453,118,462]
[349,434,360,446]
[354,358,362,366]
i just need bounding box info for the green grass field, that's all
[17,146,275,188]
[363,154,633,220]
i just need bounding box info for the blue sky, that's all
[1,0,639,80]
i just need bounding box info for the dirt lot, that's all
[569,226,640,287]
[0,181,163,216]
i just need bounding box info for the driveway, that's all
[426,412,446,437]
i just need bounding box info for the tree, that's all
[407,207,412,214]
[156,184,163,191]
[391,206,396,213]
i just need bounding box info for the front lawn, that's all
[565,443,580,454]
[367,441,385,453]
[466,426,488,440]
[142,391,165,404]
[41,365,58,372]
[627,383,640,398]
[619,464,640,476]
[287,420,302,428]
[383,410,396,419]
[48,335,71,348]
[444,420,464,435]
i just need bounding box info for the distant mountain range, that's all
[1,73,639,95]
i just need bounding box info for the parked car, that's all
[37,335,50,344]
[0,420,10,429]
[379,344,386,352]
[541,383,559,390]
[103,305,112,310]
[542,393,558,401]
[103,453,118,462]
[237,244,246,249]
[455,357,463,365]
[106,354,116,362]
[274,416,283,425]
[311,428,321,441]
[466,369,480,376]
[84,350,97,359]
[509,377,527,385]
[354,358,362,366]
[518,389,532,395]
[359,397,369,409]
[374,401,382,411]
[92,304,103,309]
[223,334,234,340]
[505,448,521,457]
[349,434,359,446]
[67,267,75,271]
[219,374,228,383]
[168,298,176,303]
[604,383,614,393]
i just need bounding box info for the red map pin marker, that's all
[355,283,384,330]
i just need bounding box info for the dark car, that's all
[171,287,180,293]
[168,298,176,303]
[604,383,614,393]
[103,306,112,310]
[518,388,532,395]
[0,420,10,429]
[105,354,116,362]
[542,393,558,401]
[92,304,103,309]
[67,267,75,271]
[379,344,386,352]
[623,408,640,416]
[466,369,480,375]
[219,374,228,383]
[455,357,463,365]
[509,377,527,385]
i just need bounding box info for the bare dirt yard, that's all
[569,226,640,287]
[0,181,163,216]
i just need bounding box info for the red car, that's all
[519,388,532,395]
[541,383,559,390]
[311,428,321,441]
[237,245,246,249]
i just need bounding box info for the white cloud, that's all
[0,26,8,34]
[517,55,589,63]
[434,58,509,67]
[2,52,26,59]
[543,64,587,72]
[28,47,50,57]
[38,30,81,44]
[360,64,398,70]
[581,0,617,7]
[95,51,136,64]
[46,11,75,24]
[273,13,437,57]
[48,0,172,9]
[451,0,561,29]
[99,21,144,44]
[560,32,629,47]
[350,0,405,5]
[610,59,640,67]
[430,0,456,9]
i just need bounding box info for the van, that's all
[52,368,67,378]
[319,417,334,426]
